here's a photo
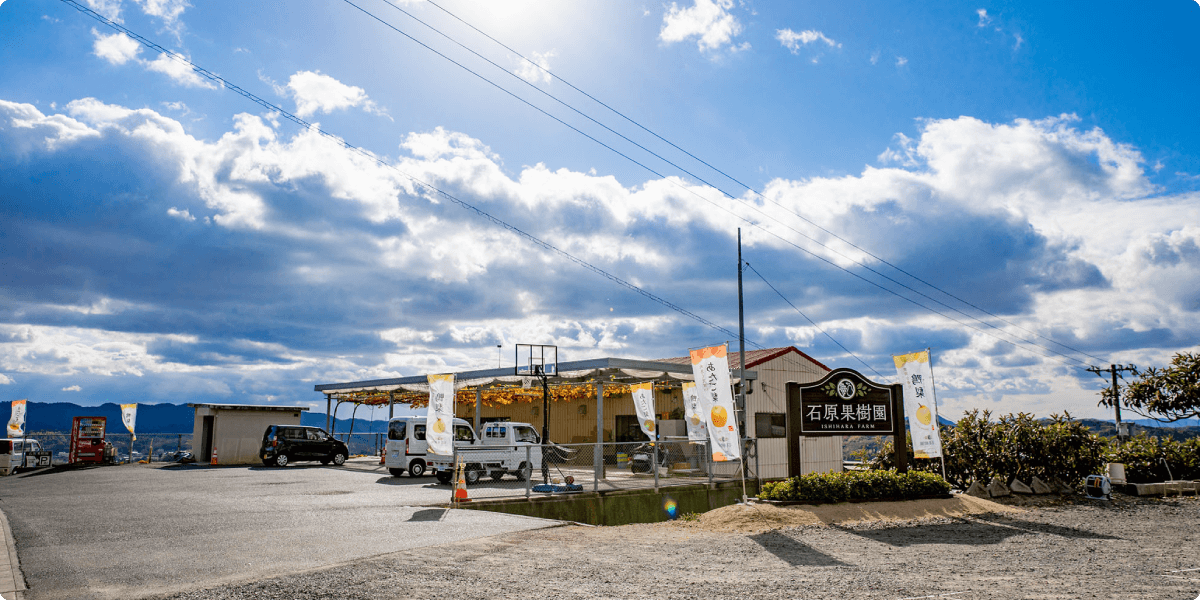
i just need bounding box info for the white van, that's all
[0,438,42,475]
[385,417,475,478]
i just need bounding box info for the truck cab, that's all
[430,421,543,485]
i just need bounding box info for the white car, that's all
[0,438,43,475]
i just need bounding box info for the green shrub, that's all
[862,410,1108,489]
[1106,433,1200,483]
[758,469,950,504]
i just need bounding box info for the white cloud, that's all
[896,56,908,66]
[976,8,991,27]
[3,97,1199,418]
[62,385,82,391]
[83,0,124,22]
[659,0,743,52]
[513,51,555,85]
[145,51,217,89]
[166,207,196,221]
[776,29,841,53]
[0,374,11,385]
[285,70,386,119]
[92,29,141,65]
[133,0,189,29]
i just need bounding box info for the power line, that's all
[744,262,884,378]
[414,0,1108,366]
[55,0,761,351]
[350,0,1101,369]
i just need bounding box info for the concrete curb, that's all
[0,507,26,600]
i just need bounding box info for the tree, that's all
[1100,351,1200,423]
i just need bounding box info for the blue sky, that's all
[1,0,1198,421]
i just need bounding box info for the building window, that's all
[755,413,786,438]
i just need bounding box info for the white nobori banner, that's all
[120,403,138,441]
[682,381,708,443]
[426,374,455,456]
[7,399,26,438]
[631,382,657,440]
[894,349,944,459]
[690,345,741,461]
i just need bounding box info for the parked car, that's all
[385,416,428,477]
[260,425,349,467]
[0,438,42,475]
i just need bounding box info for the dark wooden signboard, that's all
[786,368,908,477]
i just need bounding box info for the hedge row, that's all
[861,409,1200,487]
[759,469,951,504]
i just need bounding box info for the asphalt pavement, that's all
[0,458,561,600]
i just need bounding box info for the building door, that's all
[200,416,215,462]
[614,415,644,443]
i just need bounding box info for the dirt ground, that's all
[156,493,1199,600]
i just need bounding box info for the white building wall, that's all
[746,350,842,479]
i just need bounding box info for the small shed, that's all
[188,403,308,465]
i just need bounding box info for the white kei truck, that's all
[429,421,544,485]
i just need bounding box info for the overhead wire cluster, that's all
[56,0,1109,379]
[348,0,1109,371]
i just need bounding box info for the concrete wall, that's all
[462,480,757,526]
[192,407,304,465]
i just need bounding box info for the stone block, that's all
[1030,477,1054,495]
[987,475,1011,498]
[1010,478,1034,494]
[965,480,988,498]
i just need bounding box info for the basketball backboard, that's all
[515,344,557,377]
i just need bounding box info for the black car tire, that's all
[262,459,272,467]
[515,461,532,481]
[490,471,505,481]
[389,468,405,477]
[464,465,483,485]
[436,471,453,484]
[331,451,347,466]
[408,460,426,477]
[274,454,289,467]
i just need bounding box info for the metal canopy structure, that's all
[312,356,757,437]
[315,356,758,486]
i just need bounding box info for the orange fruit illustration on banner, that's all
[433,419,446,433]
[644,420,655,432]
[712,451,727,462]
[916,405,931,426]
[711,406,728,428]
[689,414,702,426]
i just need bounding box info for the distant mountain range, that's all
[0,401,394,435]
[5,400,1197,439]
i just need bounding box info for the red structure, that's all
[69,417,107,464]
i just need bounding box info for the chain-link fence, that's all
[20,432,194,465]
[331,433,388,457]
[442,438,759,501]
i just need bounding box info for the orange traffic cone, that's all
[379,448,385,465]
[210,447,218,465]
[453,463,470,503]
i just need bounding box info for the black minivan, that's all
[261,425,349,467]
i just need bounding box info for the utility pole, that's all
[1087,363,1137,439]
[737,228,747,436]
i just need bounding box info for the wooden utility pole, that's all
[1087,363,1137,439]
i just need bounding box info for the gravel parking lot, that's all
[154,495,1199,600]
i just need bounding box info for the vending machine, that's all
[69,416,107,464]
